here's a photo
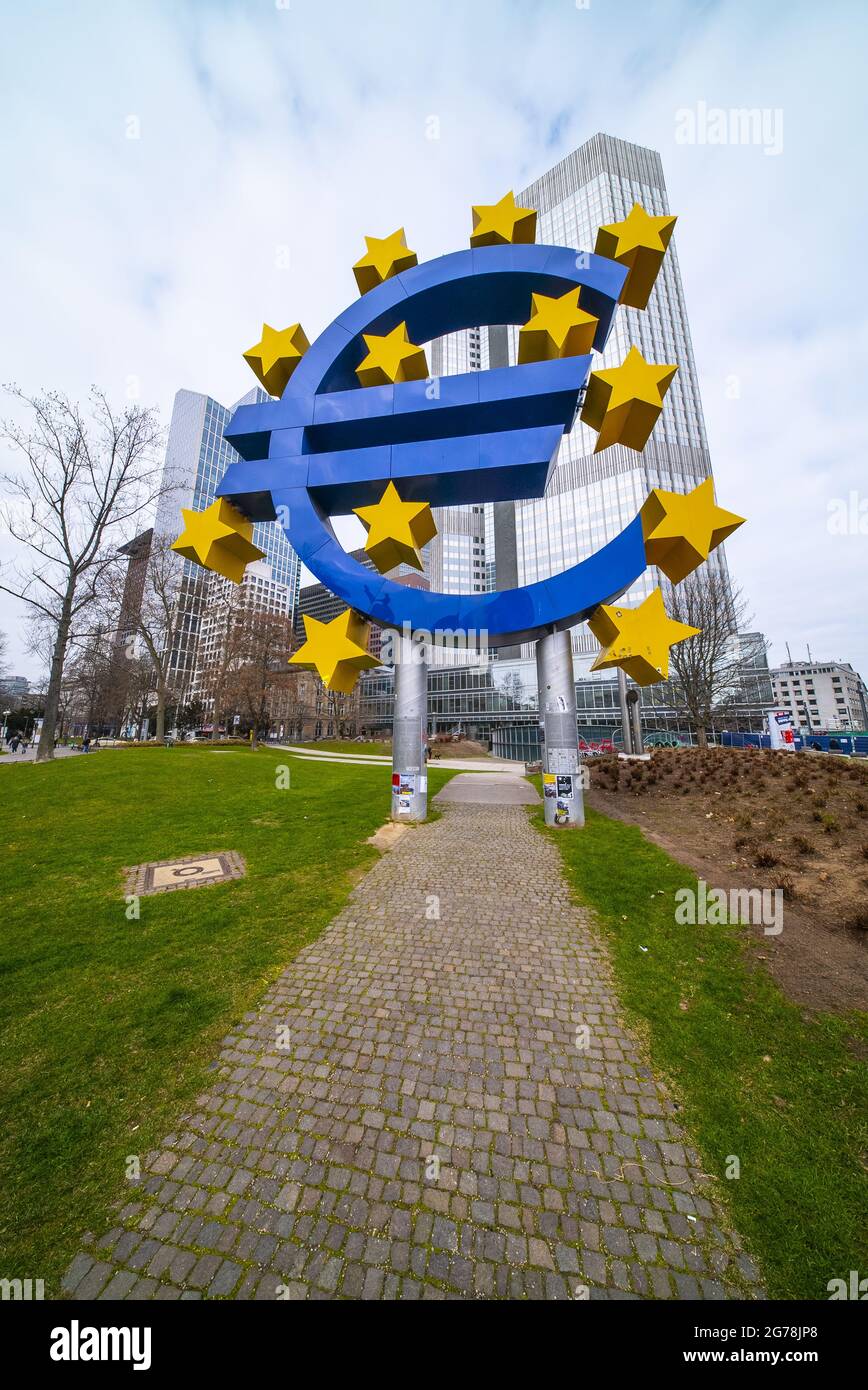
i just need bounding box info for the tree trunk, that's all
[37,590,74,761]
[211,686,221,741]
[696,725,708,748]
[155,680,166,744]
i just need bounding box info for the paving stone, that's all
[603,1226,631,1257]
[61,1253,94,1294]
[100,1269,139,1300]
[64,802,756,1302]
[73,1261,113,1300]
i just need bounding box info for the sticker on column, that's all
[554,800,571,825]
[397,773,416,797]
[543,773,556,798]
[556,775,574,800]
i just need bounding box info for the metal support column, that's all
[391,631,428,822]
[617,668,633,755]
[536,627,584,828]
[628,686,644,755]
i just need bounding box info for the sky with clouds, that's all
[1,0,866,684]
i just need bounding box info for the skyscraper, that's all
[361,134,750,745]
[153,387,302,699]
[427,330,489,601]
[513,133,730,666]
[428,133,732,669]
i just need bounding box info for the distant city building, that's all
[192,559,295,720]
[152,387,302,703]
[359,628,772,754]
[2,675,30,699]
[771,660,868,732]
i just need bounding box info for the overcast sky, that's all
[1,0,865,683]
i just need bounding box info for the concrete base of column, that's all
[536,627,584,828]
[391,633,428,822]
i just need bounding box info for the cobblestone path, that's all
[62,800,762,1301]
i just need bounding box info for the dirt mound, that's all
[587,747,868,1014]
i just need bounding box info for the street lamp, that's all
[1,710,10,744]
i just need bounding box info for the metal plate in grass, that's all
[124,852,246,896]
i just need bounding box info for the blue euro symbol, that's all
[218,243,647,644]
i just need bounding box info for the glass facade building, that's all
[154,387,302,699]
[507,132,729,673]
[421,134,732,659]
[358,133,764,746]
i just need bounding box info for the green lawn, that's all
[542,805,868,1300]
[280,739,391,756]
[0,746,454,1293]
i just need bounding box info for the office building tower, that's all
[360,134,754,746]
[153,387,302,700]
[428,133,732,669]
[771,660,868,732]
[192,559,296,719]
[115,528,153,654]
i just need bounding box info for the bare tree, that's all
[24,597,118,737]
[222,610,295,749]
[0,388,162,760]
[194,577,249,740]
[280,668,318,741]
[130,534,196,744]
[119,652,157,741]
[665,568,749,747]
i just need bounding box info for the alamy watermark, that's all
[827,491,868,536]
[675,102,783,156]
[674,879,783,936]
[50,1322,151,1370]
[380,620,489,666]
[827,1270,867,1299]
[1,1276,44,1300]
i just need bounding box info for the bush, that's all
[775,874,798,901]
[754,846,781,868]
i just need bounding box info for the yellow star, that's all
[354,481,437,574]
[595,202,677,309]
[641,478,745,585]
[353,228,418,295]
[517,289,599,364]
[580,345,677,453]
[243,322,310,397]
[356,322,428,386]
[288,609,379,695]
[470,191,536,248]
[589,588,700,687]
[171,499,265,584]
